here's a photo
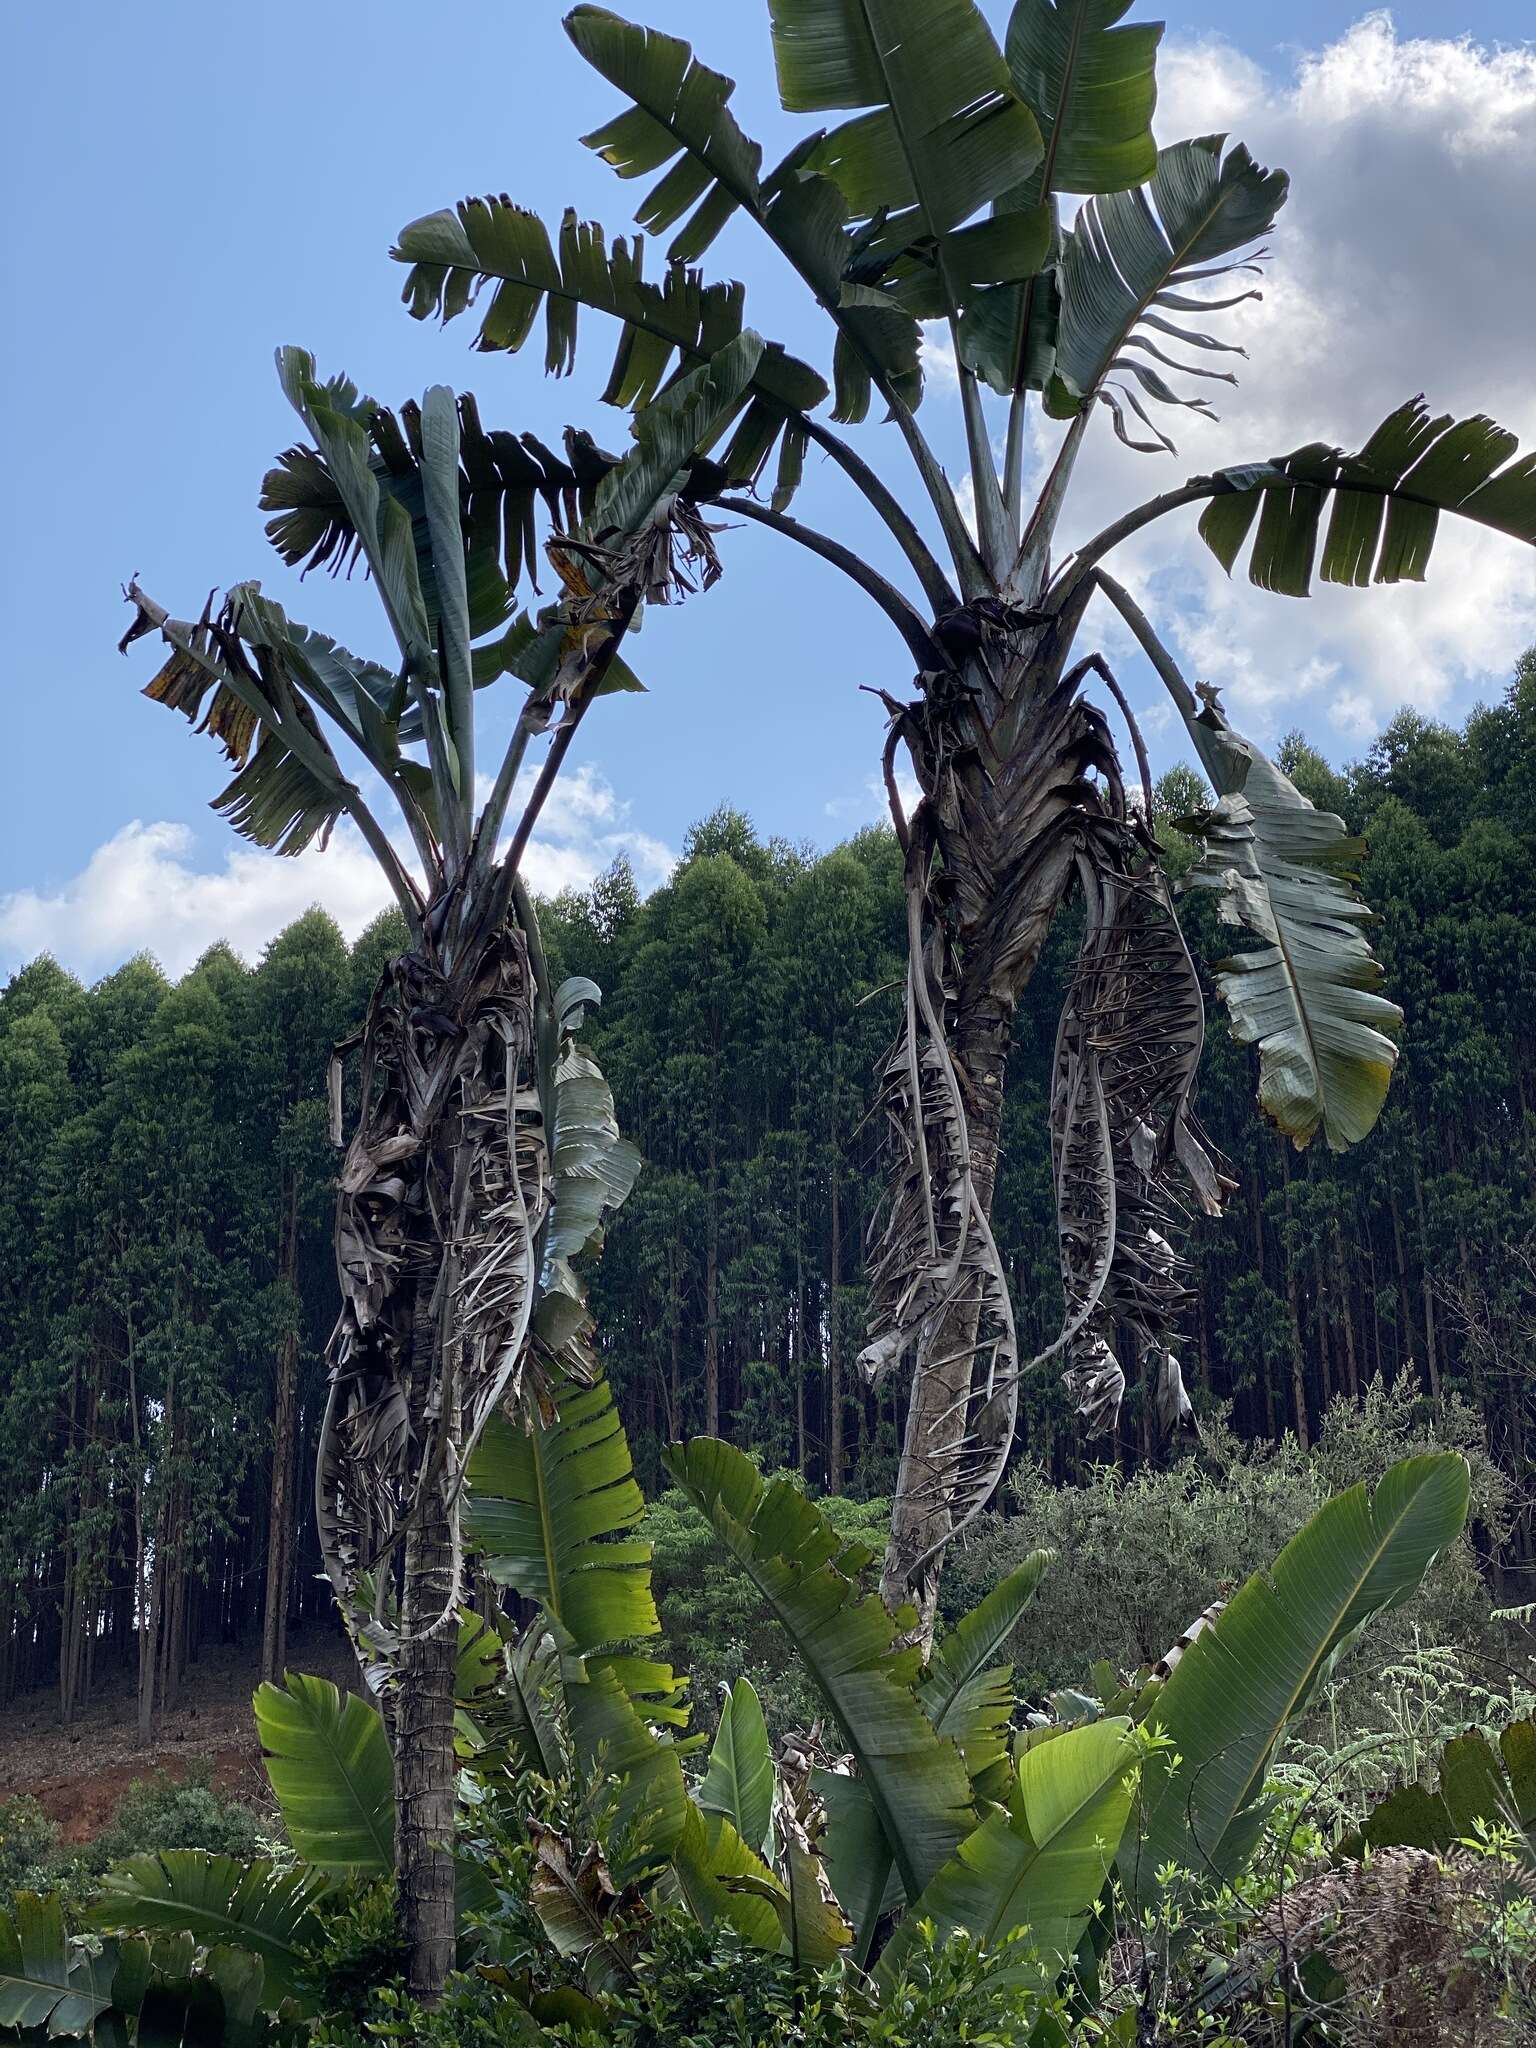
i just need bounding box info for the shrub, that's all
[309,1919,1055,2047]
[941,1378,1515,1750]
[0,1794,69,1906]
[88,1762,267,1871]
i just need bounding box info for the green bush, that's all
[0,1794,70,1906]
[942,1377,1514,1749]
[88,1761,267,1869]
[0,1762,269,1912]
[310,1919,1055,2047]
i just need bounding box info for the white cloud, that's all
[1,763,676,982]
[824,761,920,830]
[1008,12,1536,743]
[920,324,962,393]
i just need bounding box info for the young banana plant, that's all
[65,1382,1469,2034]
[397,0,1536,1639]
[120,332,760,1997]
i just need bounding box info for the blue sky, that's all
[3,3,1534,975]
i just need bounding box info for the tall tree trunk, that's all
[1408,1133,1441,1401]
[321,899,550,2005]
[827,1162,843,1495]
[1390,1182,1416,1378]
[874,614,1111,1633]
[793,1135,806,1479]
[262,1173,301,1686]
[667,1237,682,1441]
[704,1129,720,1438]
[1281,1156,1310,1450]
[125,1285,159,1750]
[388,1260,462,2007]
[395,1477,458,2001]
[1335,1219,1360,1400]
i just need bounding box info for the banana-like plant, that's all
[398,0,1536,1635]
[1125,1452,1474,1913]
[71,1384,1470,2038]
[121,334,757,1998]
[0,1886,280,2045]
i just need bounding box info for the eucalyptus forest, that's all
[4,2,1536,2042]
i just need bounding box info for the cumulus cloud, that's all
[824,761,921,830]
[1,763,676,982]
[1015,11,1536,744]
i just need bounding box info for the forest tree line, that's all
[2,655,1533,1728]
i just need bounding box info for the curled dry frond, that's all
[1054,816,1233,1439]
[859,879,1021,1581]
[318,895,552,1653]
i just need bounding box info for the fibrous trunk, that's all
[318,881,553,2001]
[868,602,1227,1629]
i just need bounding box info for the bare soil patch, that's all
[0,1625,356,1842]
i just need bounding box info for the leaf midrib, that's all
[1245,801,1330,1140]
[290,1690,393,1869]
[1174,1471,1445,1835]
[983,1749,1131,1944]
[101,1871,308,1967]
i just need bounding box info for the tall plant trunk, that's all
[872,613,1105,1635]
[1409,1131,1441,1401]
[1281,1156,1310,1450]
[320,890,549,2007]
[1335,1219,1361,1400]
[872,595,1227,1635]
[396,1279,458,2003]
[1390,1182,1416,1377]
[704,1129,721,1437]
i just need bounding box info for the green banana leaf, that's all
[86,1854,332,2010]
[1175,694,1402,1151]
[816,1550,1055,1961]
[698,1677,776,1858]
[1006,0,1162,203]
[120,584,352,860]
[536,1016,644,1357]
[662,1439,975,1905]
[466,1374,662,1663]
[393,195,826,422]
[1127,1452,1472,1911]
[458,1620,568,1781]
[1049,134,1287,448]
[565,7,925,423]
[918,1550,1054,1795]
[567,5,766,262]
[673,1803,789,1955]
[590,329,763,537]
[253,1672,394,1875]
[874,1717,1141,1996]
[0,1891,116,2036]
[960,0,1162,396]
[1199,397,1536,594]
[564,1660,690,1887]
[776,0,1043,251]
